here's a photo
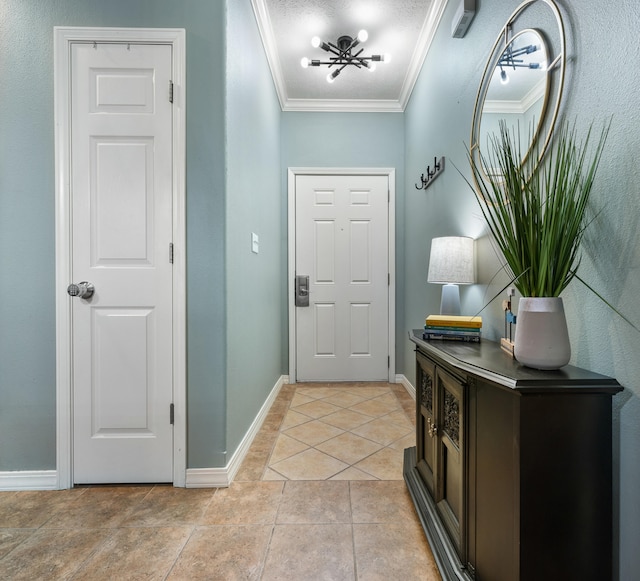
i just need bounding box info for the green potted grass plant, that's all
[469,120,609,369]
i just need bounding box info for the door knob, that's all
[67,281,95,299]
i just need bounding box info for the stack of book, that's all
[424,315,482,343]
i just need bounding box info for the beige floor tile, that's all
[41,486,152,529]
[385,409,413,429]
[350,481,418,523]
[388,432,416,451]
[235,452,268,482]
[0,489,86,528]
[354,446,405,480]
[320,408,373,431]
[0,528,108,581]
[200,481,284,525]
[280,409,312,430]
[167,525,271,581]
[121,486,215,526]
[293,399,342,419]
[344,386,391,399]
[263,468,288,480]
[72,526,192,581]
[370,392,402,409]
[350,397,398,418]
[316,432,383,465]
[284,419,345,446]
[352,416,412,446]
[353,521,442,580]
[270,448,349,480]
[295,386,343,399]
[322,391,370,408]
[269,433,309,464]
[261,524,355,581]
[276,481,350,524]
[0,530,33,560]
[329,466,378,481]
[289,392,315,408]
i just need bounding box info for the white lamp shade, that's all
[427,236,475,284]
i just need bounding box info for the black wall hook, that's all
[415,156,445,190]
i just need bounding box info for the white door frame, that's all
[54,27,187,488]
[288,167,396,383]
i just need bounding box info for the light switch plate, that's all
[251,232,259,254]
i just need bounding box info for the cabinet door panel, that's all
[436,367,465,555]
[416,352,436,494]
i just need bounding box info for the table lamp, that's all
[427,236,475,315]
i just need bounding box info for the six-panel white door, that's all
[295,174,389,381]
[70,42,174,483]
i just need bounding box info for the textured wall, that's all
[0,0,228,470]
[404,0,640,577]
[225,0,284,458]
[280,112,406,370]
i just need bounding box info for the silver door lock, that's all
[295,275,309,307]
[67,281,95,299]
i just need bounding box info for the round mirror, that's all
[479,30,548,177]
[470,0,565,187]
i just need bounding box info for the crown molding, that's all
[251,0,449,113]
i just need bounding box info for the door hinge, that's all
[170,403,175,425]
[388,273,390,286]
[169,81,174,103]
[388,356,390,368]
[169,243,174,264]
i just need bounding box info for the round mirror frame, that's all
[470,0,566,190]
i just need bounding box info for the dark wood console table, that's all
[404,330,622,581]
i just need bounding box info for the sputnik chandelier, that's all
[300,30,391,83]
[498,43,542,84]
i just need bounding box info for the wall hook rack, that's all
[415,156,445,190]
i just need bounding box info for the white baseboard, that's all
[396,374,416,400]
[185,375,289,488]
[0,470,58,491]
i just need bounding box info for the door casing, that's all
[54,27,187,488]
[288,167,396,383]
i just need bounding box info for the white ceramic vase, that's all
[514,297,571,370]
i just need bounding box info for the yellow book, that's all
[425,315,483,329]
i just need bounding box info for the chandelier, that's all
[300,30,391,83]
[498,43,542,84]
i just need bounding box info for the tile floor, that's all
[0,382,441,580]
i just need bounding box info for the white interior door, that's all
[294,174,389,381]
[70,42,174,483]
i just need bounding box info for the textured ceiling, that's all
[252,0,449,112]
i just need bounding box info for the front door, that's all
[70,42,174,483]
[294,173,390,381]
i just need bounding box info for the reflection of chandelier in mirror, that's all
[498,44,542,84]
[300,30,391,83]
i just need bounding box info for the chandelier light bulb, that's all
[311,36,321,48]
[357,29,369,43]
[500,69,509,84]
[300,57,310,68]
[327,69,340,83]
[368,61,377,72]
[383,53,392,63]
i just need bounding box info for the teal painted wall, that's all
[2,0,639,575]
[225,0,283,457]
[0,0,228,470]
[404,0,640,577]
[281,112,406,369]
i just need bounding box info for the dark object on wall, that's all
[415,156,445,190]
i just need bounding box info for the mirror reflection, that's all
[479,30,548,176]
